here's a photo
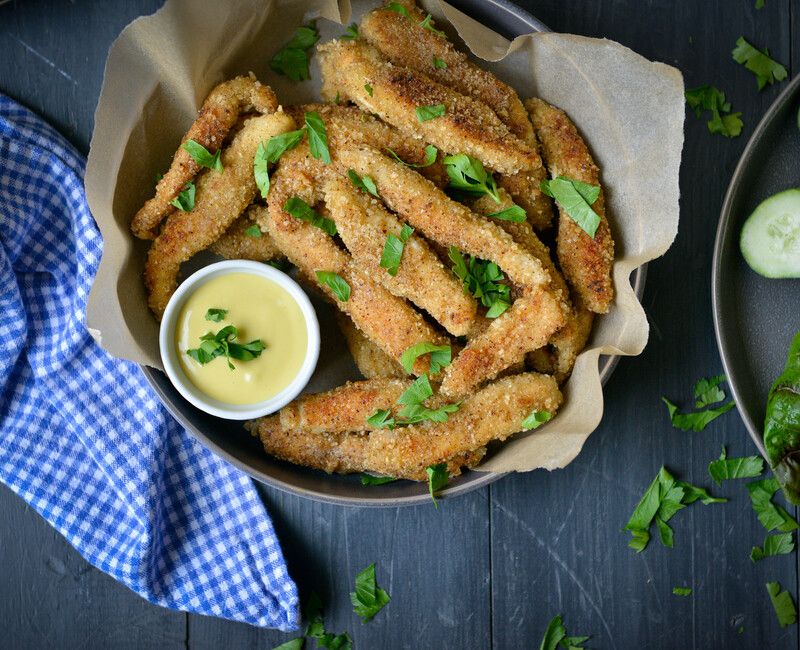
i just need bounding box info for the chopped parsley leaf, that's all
[182,139,223,171]
[443,153,500,202]
[415,103,446,122]
[419,14,445,37]
[380,224,414,276]
[694,374,727,407]
[685,85,743,138]
[539,615,590,650]
[186,325,265,370]
[244,224,262,238]
[751,532,795,562]
[708,446,764,484]
[747,478,799,532]
[521,410,552,431]
[767,582,797,627]
[315,271,350,302]
[270,24,320,81]
[169,181,195,211]
[426,463,449,508]
[400,342,451,375]
[284,196,337,236]
[449,247,510,318]
[366,409,396,430]
[433,56,447,69]
[673,587,692,597]
[732,37,788,90]
[386,2,410,17]
[347,169,379,198]
[540,176,601,237]
[361,473,397,486]
[350,563,390,622]
[487,204,527,223]
[341,23,358,40]
[305,111,331,163]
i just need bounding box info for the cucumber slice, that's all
[740,188,800,278]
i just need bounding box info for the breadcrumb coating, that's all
[209,205,284,262]
[132,77,278,240]
[335,312,407,379]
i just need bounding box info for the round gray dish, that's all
[144,0,646,506]
[713,73,800,457]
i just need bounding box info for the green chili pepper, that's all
[764,330,800,504]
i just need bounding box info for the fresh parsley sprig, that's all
[186,325,265,370]
[685,86,743,138]
[183,140,223,171]
[270,23,320,81]
[443,154,500,202]
[540,176,601,237]
[449,247,511,318]
[350,563,390,622]
[380,224,414,276]
[732,36,788,90]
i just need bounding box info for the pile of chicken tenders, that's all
[132,0,614,482]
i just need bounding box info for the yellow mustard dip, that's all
[176,273,308,405]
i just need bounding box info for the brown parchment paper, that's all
[85,0,684,473]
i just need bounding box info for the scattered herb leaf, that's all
[419,14,445,37]
[539,615,590,650]
[183,139,223,171]
[254,142,271,198]
[272,639,304,650]
[732,37,788,90]
[449,247,510,317]
[361,473,398,485]
[694,374,727,407]
[350,563,390,622]
[342,23,359,40]
[387,144,438,168]
[433,56,447,69]
[708,446,764,484]
[305,111,331,163]
[386,2,410,17]
[487,205,527,223]
[443,154,500,202]
[767,581,798,627]
[400,342,451,375]
[347,169,379,198]
[685,85,743,138]
[270,24,319,81]
[673,587,692,597]
[426,463,449,508]
[284,196,337,236]
[662,396,735,432]
[747,478,799,532]
[540,176,601,237]
[169,181,196,211]
[379,223,414,276]
[366,409,396,430]
[751,532,795,562]
[364,83,373,96]
[315,271,350,302]
[521,410,552,431]
[415,103,446,122]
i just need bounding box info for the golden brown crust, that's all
[251,372,561,480]
[317,40,538,175]
[131,77,278,240]
[335,312,407,379]
[323,174,478,336]
[143,111,295,318]
[526,98,614,313]
[209,205,284,262]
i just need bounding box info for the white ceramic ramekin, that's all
[159,260,320,420]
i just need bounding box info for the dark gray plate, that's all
[713,74,800,456]
[143,0,646,507]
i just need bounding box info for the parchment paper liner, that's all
[85,0,684,473]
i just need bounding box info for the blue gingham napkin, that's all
[0,95,299,630]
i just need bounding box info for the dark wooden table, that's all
[2,1,799,648]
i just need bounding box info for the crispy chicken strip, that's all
[209,205,284,262]
[526,98,614,313]
[324,175,478,336]
[285,103,449,188]
[250,372,561,480]
[317,40,538,175]
[474,190,593,381]
[336,145,566,395]
[132,77,278,240]
[263,149,450,375]
[360,1,553,230]
[144,111,295,318]
[335,312,407,379]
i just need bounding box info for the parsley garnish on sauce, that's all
[305,111,332,163]
[315,271,350,302]
[270,23,320,81]
[708,446,764,484]
[204,308,227,322]
[284,197,337,236]
[443,154,500,202]
[380,224,414,276]
[347,169,380,198]
[662,375,735,431]
[449,247,511,318]
[751,532,795,562]
[186,325,265,370]
[350,563,390,622]
[169,181,195,211]
[540,176,601,237]
[732,37,788,90]
[747,478,799,532]
[415,103,446,122]
[767,582,797,627]
[539,615,590,650]
[400,342,451,375]
[426,463,449,508]
[624,466,726,552]
[183,139,223,171]
[685,86,743,138]
[387,144,438,168]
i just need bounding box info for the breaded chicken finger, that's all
[526,98,614,313]
[324,175,478,336]
[144,111,295,318]
[317,40,538,175]
[251,372,561,480]
[209,205,284,262]
[132,77,278,240]
[264,152,450,375]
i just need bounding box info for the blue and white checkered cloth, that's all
[0,95,299,630]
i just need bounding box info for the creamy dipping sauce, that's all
[176,273,308,405]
